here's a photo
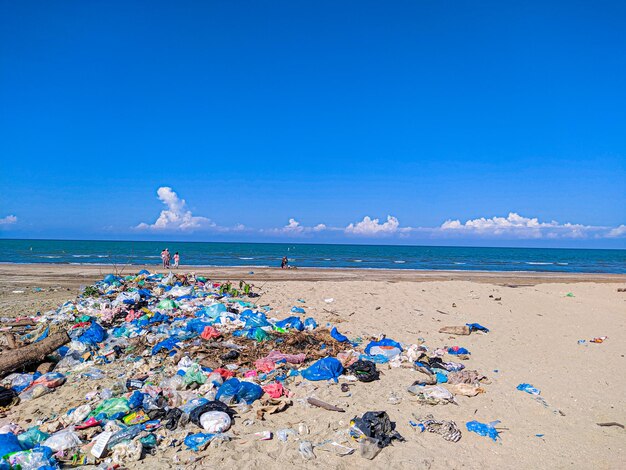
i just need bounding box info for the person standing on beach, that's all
[161,249,167,268]
[173,252,180,269]
[281,256,288,269]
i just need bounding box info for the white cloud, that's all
[439,212,606,239]
[135,187,214,232]
[345,215,401,235]
[0,215,17,225]
[606,224,626,238]
[264,218,329,236]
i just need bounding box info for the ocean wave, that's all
[526,262,553,265]
[393,260,406,264]
[72,255,91,258]
[239,257,254,260]
[39,255,61,259]
[324,258,332,261]
[351,259,363,263]
[96,255,109,258]
[453,262,466,265]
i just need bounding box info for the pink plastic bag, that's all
[262,382,284,398]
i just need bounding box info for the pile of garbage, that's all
[0,270,493,468]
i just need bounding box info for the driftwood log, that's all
[0,331,70,377]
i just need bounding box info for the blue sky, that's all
[1,1,625,247]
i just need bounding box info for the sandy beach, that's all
[0,263,624,469]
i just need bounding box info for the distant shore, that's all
[1,262,625,287]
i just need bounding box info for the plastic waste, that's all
[0,433,22,457]
[275,316,304,331]
[350,411,405,448]
[304,318,318,330]
[517,383,541,395]
[466,420,501,441]
[359,436,382,460]
[330,327,350,343]
[301,357,344,382]
[184,432,215,451]
[216,378,263,404]
[17,427,49,450]
[299,441,316,460]
[364,339,402,358]
[291,307,306,314]
[347,360,379,382]
[447,346,470,355]
[6,447,56,470]
[199,411,232,433]
[42,429,82,452]
[277,428,297,442]
[89,397,130,419]
[466,323,490,333]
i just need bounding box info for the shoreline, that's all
[1,262,625,286]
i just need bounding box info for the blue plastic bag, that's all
[151,338,180,355]
[0,433,22,457]
[304,318,318,330]
[186,318,215,334]
[138,269,150,275]
[275,316,304,331]
[516,383,541,395]
[197,304,227,319]
[184,433,216,450]
[466,420,501,441]
[76,320,107,345]
[290,307,305,314]
[244,313,271,329]
[301,357,344,382]
[448,347,470,355]
[364,338,403,358]
[103,274,118,284]
[466,323,490,333]
[330,327,349,342]
[216,378,263,404]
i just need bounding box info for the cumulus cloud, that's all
[606,224,626,238]
[0,215,17,225]
[135,187,214,232]
[345,215,401,235]
[265,218,329,235]
[439,212,606,239]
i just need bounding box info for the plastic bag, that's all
[216,378,263,404]
[364,339,402,358]
[330,327,349,343]
[69,404,92,424]
[197,303,226,319]
[184,432,215,451]
[350,411,404,448]
[89,397,130,419]
[291,307,305,314]
[466,323,490,333]
[0,433,22,457]
[304,318,318,330]
[17,427,49,450]
[275,316,304,331]
[183,364,207,386]
[199,411,231,433]
[42,430,82,452]
[347,360,379,382]
[157,299,178,310]
[201,326,221,340]
[75,320,107,345]
[7,447,56,470]
[516,383,540,395]
[301,358,344,382]
[466,420,500,441]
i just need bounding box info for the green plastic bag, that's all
[89,397,130,418]
[157,299,178,310]
[17,426,49,449]
[183,364,207,386]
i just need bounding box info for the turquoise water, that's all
[0,239,624,273]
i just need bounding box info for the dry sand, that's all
[0,263,624,469]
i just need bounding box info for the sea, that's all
[0,239,624,274]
